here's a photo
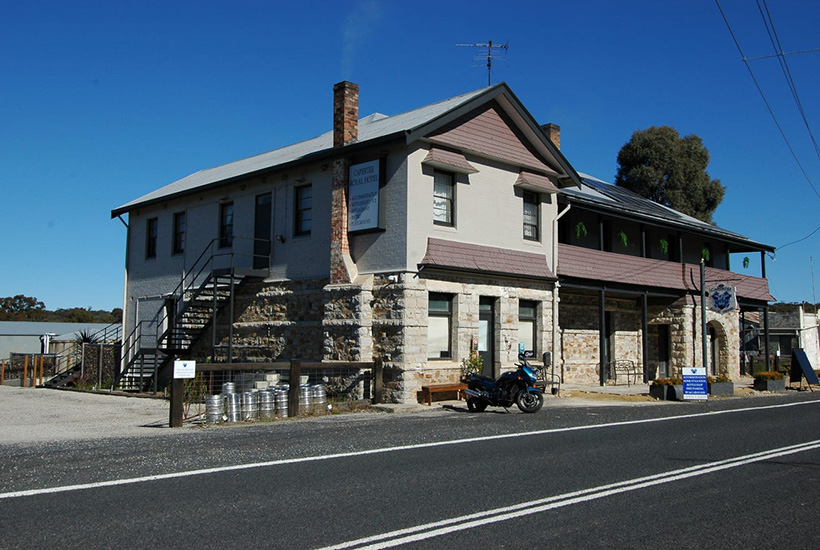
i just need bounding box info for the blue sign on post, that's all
[683,367,708,400]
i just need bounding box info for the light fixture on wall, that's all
[275,235,285,243]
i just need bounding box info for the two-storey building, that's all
[112,81,774,402]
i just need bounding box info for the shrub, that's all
[651,377,682,386]
[460,351,484,380]
[708,375,732,384]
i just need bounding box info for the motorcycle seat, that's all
[471,374,495,382]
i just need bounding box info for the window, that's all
[295,185,312,236]
[427,293,453,359]
[433,172,454,226]
[172,212,186,255]
[523,192,539,241]
[219,203,234,248]
[518,300,538,354]
[145,217,158,259]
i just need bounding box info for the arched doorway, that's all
[706,320,727,376]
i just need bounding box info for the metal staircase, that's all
[114,238,269,392]
[44,322,123,388]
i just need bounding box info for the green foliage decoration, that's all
[575,221,588,239]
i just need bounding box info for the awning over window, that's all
[420,238,556,280]
[422,147,479,174]
[514,170,560,194]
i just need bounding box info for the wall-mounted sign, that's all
[707,283,738,314]
[348,159,380,232]
[173,360,196,379]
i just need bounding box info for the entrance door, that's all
[478,297,495,378]
[708,326,718,375]
[254,193,272,269]
[657,324,670,379]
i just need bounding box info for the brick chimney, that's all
[329,81,359,284]
[333,81,359,148]
[541,123,560,150]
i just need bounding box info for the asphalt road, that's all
[2,392,820,549]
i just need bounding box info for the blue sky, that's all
[2,0,819,310]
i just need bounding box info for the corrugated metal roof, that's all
[557,243,774,302]
[564,173,774,252]
[112,87,494,216]
[0,322,115,336]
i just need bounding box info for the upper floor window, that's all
[172,211,186,255]
[145,217,158,259]
[433,172,455,226]
[219,202,234,248]
[523,192,539,241]
[295,184,312,236]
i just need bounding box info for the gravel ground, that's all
[0,385,169,445]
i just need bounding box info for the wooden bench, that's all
[421,383,468,406]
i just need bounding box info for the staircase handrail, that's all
[50,321,124,376]
[154,237,270,350]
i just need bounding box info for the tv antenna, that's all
[456,39,509,86]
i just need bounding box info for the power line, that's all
[757,0,820,162]
[714,0,820,201]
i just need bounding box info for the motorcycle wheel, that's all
[515,389,543,413]
[466,397,488,412]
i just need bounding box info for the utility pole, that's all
[456,39,509,86]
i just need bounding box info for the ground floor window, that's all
[427,293,453,359]
[518,300,537,355]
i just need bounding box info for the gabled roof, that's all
[112,83,580,217]
[563,174,774,252]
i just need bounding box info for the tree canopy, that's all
[614,126,725,223]
[0,295,121,323]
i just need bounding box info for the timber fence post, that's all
[288,359,301,418]
[373,358,384,404]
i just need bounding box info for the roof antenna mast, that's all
[456,39,509,86]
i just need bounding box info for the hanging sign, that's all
[173,360,196,379]
[683,366,708,400]
[707,283,738,314]
[348,159,380,232]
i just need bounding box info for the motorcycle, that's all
[462,355,544,413]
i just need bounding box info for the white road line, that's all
[317,439,820,550]
[1,399,817,501]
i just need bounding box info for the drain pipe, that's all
[552,203,571,382]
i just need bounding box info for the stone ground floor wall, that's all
[559,292,741,384]
[190,277,746,403]
[191,273,556,404]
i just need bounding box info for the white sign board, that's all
[348,159,380,232]
[173,360,196,379]
[682,366,708,400]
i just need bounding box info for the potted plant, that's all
[753,371,786,392]
[708,375,734,397]
[460,351,484,382]
[649,377,683,401]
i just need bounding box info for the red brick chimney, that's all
[333,81,359,148]
[329,81,359,284]
[541,123,560,150]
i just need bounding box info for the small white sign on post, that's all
[173,360,196,379]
